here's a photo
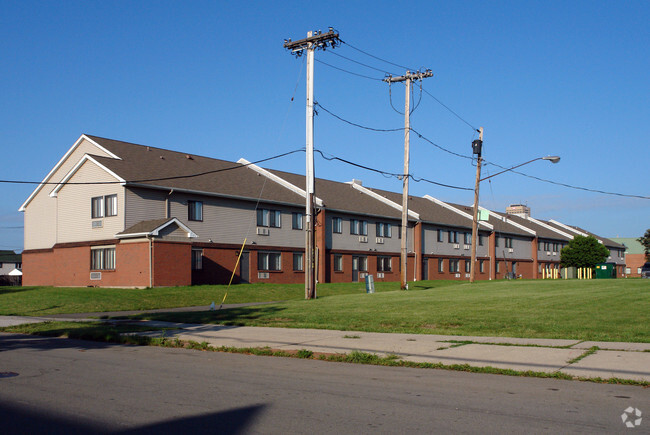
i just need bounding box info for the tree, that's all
[637,229,650,261]
[560,235,610,269]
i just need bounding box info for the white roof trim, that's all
[548,219,589,237]
[238,158,324,207]
[483,209,536,235]
[525,216,574,239]
[423,195,493,230]
[351,182,420,220]
[19,134,121,211]
[49,154,126,197]
[116,218,198,239]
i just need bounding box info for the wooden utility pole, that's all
[284,29,340,299]
[469,127,483,283]
[384,70,433,290]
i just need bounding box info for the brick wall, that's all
[152,241,191,286]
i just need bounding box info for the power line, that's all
[421,87,480,133]
[314,148,473,191]
[0,149,305,186]
[339,39,416,72]
[482,161,650,200]
[314,58,384,81]
[315,101,403,132]
[326,50,397,76]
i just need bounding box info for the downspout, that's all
[148,235,153,288]
[166,189,174,219]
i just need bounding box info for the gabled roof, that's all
[0,250,21,262]
[116,218,198,239]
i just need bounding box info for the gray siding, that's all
[125,187,167,227]
[537,239,566,262]
[327,212,401,253]
[494,234,532,260]
[423,224,488,257]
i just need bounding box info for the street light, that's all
[469,134,560,283]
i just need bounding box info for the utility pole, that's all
[384,70,433,290]
[284,29,340,299]
[469,127,483,283]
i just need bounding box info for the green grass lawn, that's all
[1,279,648,342]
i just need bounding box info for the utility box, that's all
[365,275,375,293]
[595,263,616,279]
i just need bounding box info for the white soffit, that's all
[19,134,121,211]
[49,154,126,197]
[525,216,574,239]
[484,208,536,235]
[423,195,493,230]
[548,219,589,237]
[351,182,420,220]
[238,158,324,207]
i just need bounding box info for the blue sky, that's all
[1,1,649,252]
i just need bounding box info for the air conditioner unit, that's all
[464,245,470,250]
[465,273,470,278]
[92,220,103,229]
[455,273,461,278]
[376,237,384,244]
[508,248,514,253]
[377,272,384,278]
[359,236,368,243]
[552,252,557,256]
[546,251,551,255]
[90,272,101,280]
[257,272,269,279]
[359,272,367,279]
[256,227,269,236]
[453,244,460,249]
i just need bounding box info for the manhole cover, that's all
[0,372,19,378]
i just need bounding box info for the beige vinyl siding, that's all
[158,223,192,241]
[57,160,125,243]
[125,187,167,228]
[23,138,117,250]
[168,194,304,247]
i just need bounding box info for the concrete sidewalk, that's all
[2,313,649,383]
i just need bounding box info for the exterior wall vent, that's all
[358,236,368,243]
[258,272,269,279]
[454,244,460,249]
[508,248,514,253]
[90,272,102,280]
[92,220,103,229]
[256,227,269,236]
[376,237,384,244]
[464,244,470,250]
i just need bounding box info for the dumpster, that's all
[595,263,616,279]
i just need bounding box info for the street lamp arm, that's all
[479,156,560,182]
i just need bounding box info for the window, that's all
[91,247,115,270]
[464,232,471,245]
[437,229,444,242]
[334,255,343,272]
[448,230,458,243]
[479,260,484,273]
[438,259,444,273]
[191,249,203,270]
[188,200,203,221]
[91,196,106,218]
[478,234,484,246]
[505,237,513,249]
[292,212,303,230]
[495,237,500,248]
[350,219,368,235]
[543,242,550,251]
[257,209,281,228]
[465,260,471,273]
[258,252,281,271]
[104,195,117,217]
[332,217,342,234]
[293,252,303,271]
[449,259,459,273]
[376,222,392,238]
[552,243,559,252]
[377,256,392,272]
[496,261,500,273]
[357,256,368,271]
[512,261,517,274]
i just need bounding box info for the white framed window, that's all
[376,222,392,238]
[438,258,444,273]
[464,232,471,245]
[257,209,281,228]
[105,194,117,217]
[334,254,343,271]
[188,200,203,221]
[479,260,484,273]
[478,234,484,246]
[91,246,115,270]
[293,252,304,271]
[91,196,104,218]
[465,259,471,273]
[350,219,368,236]
[505,237,513,249]
[377,256,391,272]
[357,256,368,272]
[449,259,459,273]
[292,212,303,230]
[332,217,342,234]
[437,229,444,242]
[258,252,281,271]
[448,231,458,243]
[191,249,203,270]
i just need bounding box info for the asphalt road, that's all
[1,333,647,434]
